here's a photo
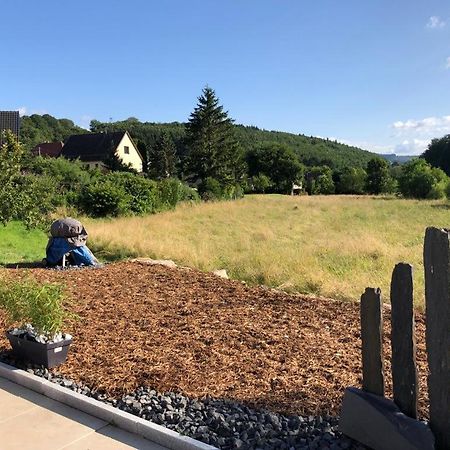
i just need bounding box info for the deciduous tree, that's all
[422,134,450,176]
[366,158,394,194]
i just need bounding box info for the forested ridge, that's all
[20,114,376,170]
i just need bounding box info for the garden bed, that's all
[0,261,429,418]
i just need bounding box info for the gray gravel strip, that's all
[0,355,364,449]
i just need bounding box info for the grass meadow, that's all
[0,222,47,265]
[85,195,450,308]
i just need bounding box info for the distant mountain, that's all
[19,114,382,170]
[379,153,416,164]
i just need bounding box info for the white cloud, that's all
[394,139,429,155]
[17,106,27,116]
[392,115,450,134]
[427,16,446,29]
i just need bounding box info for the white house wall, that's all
[116,133,143,172]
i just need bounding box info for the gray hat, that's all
[50,218,88,247]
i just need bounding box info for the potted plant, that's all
[0,278,73,368]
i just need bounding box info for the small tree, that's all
[250,173,273,193]
[148,132,177,179]
[0,131,24,224]
[422,134,450,176]
[366,158,394,194]
[336,167,367,194]
[306,166,335,194]
[399,159,448,199]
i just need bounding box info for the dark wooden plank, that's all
[424,227,450,450]
[360,287,384,396]
[390,263,418,419]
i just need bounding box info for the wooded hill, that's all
[20,114,377,170]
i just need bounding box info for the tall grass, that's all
[84,195,450,307]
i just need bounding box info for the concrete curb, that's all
[0,361,216,450]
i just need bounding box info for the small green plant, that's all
[0,278,69,339]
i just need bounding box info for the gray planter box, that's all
[6,331,72,368]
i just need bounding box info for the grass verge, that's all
[0,222,47,265]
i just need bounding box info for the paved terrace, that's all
[0,377,167,449]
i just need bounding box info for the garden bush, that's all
[79,181,130,217]
[158,178,199,209]
[107,172,159,214]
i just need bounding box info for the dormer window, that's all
[124,146,130,154]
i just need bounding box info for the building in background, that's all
[62,131,143,172]
[31,141,64,157]
[0,111,20,145]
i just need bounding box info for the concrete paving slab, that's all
[0,377,167,450]
[61,424,166,449]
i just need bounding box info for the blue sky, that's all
[2,0,450,155]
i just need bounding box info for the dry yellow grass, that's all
[84,195,450,307]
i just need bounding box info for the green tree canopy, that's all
[336,167,367,194]
[398,158,448,199]
[185,86,244,189]
[366,158,395,194]
[305,166,335,195]
[246,143,304,193]
[20,114,86,151]
[422,134,450,176]
[0,131,57,226]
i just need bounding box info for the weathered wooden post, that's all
[424,227,450,450]
[390,263,417,419]
[360,287,384,396]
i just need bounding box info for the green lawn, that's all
[0,222,47,265]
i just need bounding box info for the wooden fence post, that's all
[424,227,450,449]
[360,287,384,396]
[390,263,417,419]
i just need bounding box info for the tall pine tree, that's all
[185,86,244,190]
[147,131,177,179]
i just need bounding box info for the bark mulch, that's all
[0,261,428,418]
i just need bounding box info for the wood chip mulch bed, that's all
[0,261,429,418]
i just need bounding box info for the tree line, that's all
[15,86,450,204]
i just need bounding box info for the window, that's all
[124,146,130,154]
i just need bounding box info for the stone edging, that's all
[0,361,216,450]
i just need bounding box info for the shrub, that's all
[107,172,159,214]
[199,177,223,201]
[158,178,200,208]
[158,178,183,209]
[79,181,130,217]
[0,278,68,339]
[223,183,245,200]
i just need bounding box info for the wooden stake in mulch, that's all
[390,263,418,419]
[360,287,384,396]
[424,227,450,450]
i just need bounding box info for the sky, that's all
[2,0,450,155]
